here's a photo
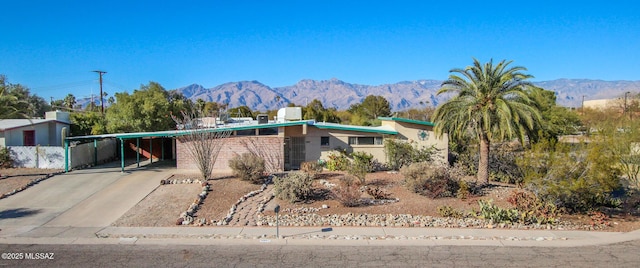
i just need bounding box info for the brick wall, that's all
[176,135,284,172]
[124,138,172,160]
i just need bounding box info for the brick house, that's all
[176,113,448,173]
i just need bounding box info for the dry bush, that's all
[332,175,362,207]
[300,161,323,178]
[229,153,265,184]
[401,162,458,198]
[366,186,391,200]
[274,172,314,203]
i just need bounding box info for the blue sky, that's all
[1,0,639,100]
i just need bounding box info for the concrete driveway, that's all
[0,161,173,237]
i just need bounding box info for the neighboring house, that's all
[0,111,71,147]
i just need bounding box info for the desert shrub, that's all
[300,161,323,178]
[351,151,373,171]
[365,186,391,200]
[326,150,349,171]
[437,206,467,218]
[274,172,314,203]
[384,139,438,170]
[0,147,13,168]
[519,139,623,213]
[477,199,520,224]
[332,175,361,207]
[229,153,265,184]
[348,151,373,185]
[456,180,470,200]
[400,162,458,198]
[506,189,560,224]
[370,158,388,171]
[453,143,522,184]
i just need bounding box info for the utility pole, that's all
[625,91,630,120]
[93,70,107,115]
[581,95,585,115]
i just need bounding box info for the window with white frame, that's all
[348,136,383,145]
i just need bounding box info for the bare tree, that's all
[240,137,284,175]
[172,110,231,180]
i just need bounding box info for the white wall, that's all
[70,139,117,169]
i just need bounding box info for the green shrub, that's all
[477,199,520,224]
[456,180,470,200]
[0,147,13,168]
[326,150,349,171]
[274,172,314,203]
[384,139,437,170]
[437,206,467,218]
[400,162,458,198]
[519,139,623,213]
[348,151,373,185]
[229,153,265,184]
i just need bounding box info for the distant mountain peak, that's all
[172,78,640,111]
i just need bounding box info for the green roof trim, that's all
[378,117,436,127]
[310,122,398,135]
[66,120,311,141]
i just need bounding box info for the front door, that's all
[284,137,305,170]
[23,130,35,146]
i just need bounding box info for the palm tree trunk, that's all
[478,135,490,185]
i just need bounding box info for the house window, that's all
[348,136,383,145]
[258,128,278,135]
[320,136,330,147]
[23,130,35,146]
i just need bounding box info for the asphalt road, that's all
[1,240,639,268]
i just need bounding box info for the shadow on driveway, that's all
[0,208,42,220]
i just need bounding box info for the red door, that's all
[23,130,35,146]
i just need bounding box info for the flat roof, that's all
[309,122,398,135]
[0,119,69,131]
[66,120,312,141]
[378,117,435,127]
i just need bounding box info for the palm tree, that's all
[433,58,542,185]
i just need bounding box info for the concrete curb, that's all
[1,226,638,248]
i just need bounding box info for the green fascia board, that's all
[310,122,398,135]
[378,117,436,127]
[65,120,312,141]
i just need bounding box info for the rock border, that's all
[0,172,61,200]
[217,176,273,226]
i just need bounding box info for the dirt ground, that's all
[114,171,640,232]
[0,168,62,197]
[3,168,638,232]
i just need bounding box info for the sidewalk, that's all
[2,225,639,248]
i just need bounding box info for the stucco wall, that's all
[381,120,449,163]
[2,122,68,146]
[70,139,117,169]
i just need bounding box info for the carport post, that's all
[64,139,69,173]
[150,138,153,164]
[161,138,165,161]
[136,138,140,168]
[93,139,98,166]
[120,138,125,173]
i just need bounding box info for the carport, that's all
[63,129,185,173]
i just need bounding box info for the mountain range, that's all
[173,78,640,111]
[76,78,640,112]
